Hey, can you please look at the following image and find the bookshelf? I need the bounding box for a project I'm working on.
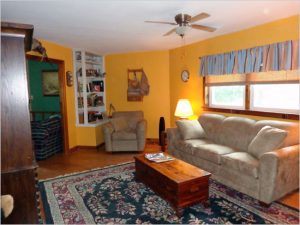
[73,50,108,127]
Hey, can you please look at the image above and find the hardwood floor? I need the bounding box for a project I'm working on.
[37,143,160,180]
[37,143,299,210]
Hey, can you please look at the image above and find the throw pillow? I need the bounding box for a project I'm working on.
[248,125,287,158]
[111,117,128,131]
[176,119,206,140]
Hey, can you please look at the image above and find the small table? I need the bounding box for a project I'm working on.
[134,153,211,216]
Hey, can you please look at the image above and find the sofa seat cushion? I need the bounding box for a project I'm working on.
[176,139,213,154]
[221,152,259,178]
[193,144,236,164]
[112,129,136,140]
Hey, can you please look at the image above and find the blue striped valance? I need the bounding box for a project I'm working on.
[200,40,299,76]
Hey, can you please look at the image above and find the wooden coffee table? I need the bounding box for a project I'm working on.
[134,153,211,216]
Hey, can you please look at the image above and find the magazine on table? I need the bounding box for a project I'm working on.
[145,153,174,163]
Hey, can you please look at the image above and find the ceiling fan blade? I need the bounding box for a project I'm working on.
[191,24,216,32]
[190,12,210,23]
[145,20,177,25]
[163,28,176,36]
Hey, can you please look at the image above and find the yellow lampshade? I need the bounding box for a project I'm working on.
[174,99,193,118]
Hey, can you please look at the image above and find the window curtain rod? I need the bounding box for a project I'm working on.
[199,40,299,76]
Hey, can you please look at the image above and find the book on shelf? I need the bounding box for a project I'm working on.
[78,83,83,92]
[77,97,83,108]
[89,82,93,92]
[144,153,174,163]
[87,93,103,107]
[87,111,103,122]
[100,80,104,92]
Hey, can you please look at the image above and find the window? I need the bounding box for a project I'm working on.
[209,86,245,109]
[250,84,299,114]
[204,71,299,119]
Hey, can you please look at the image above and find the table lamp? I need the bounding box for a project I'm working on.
[174,99,193,119]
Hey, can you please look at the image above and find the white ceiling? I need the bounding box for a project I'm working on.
[2,0,299,55]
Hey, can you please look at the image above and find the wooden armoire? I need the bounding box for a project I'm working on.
[1,22,39,223]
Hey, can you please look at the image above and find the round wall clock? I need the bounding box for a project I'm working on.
[181,70,189,82]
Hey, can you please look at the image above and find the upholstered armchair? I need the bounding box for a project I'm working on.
[102,111,147,152]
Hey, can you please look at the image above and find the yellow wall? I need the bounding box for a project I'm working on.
[105,50,170,138]
[169,15,299,126]
[75,125,104,146]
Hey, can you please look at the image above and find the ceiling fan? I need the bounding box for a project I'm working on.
[145,12,216,37]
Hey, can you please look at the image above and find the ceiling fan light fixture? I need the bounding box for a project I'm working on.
[176,26,188,37]
[145,12,216,37]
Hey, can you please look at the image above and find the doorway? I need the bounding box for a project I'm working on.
[26,55,69,156]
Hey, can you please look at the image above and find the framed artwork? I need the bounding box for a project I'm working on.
[42,70,59,96]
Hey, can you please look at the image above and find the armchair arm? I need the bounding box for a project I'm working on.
[259,145,299,203]
[102,122,114,152]
[166,128,181,153]
[136,119,147,151]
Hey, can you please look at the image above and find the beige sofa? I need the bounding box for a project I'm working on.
[167,113,299,204]
[102,111,147,152]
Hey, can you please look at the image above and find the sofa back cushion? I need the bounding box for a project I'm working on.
[198,113,299,151]
[218,116,256,152]
[253,120,299,148]
[198,113,225,143]
[112,111,144,130]
[248,126,288,158]
[176,120,206,140]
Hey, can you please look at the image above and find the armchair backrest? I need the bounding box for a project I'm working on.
[112,111,144,129]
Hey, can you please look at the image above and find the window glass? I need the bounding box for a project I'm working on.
[251,83,299,113]
[209,85,245,109]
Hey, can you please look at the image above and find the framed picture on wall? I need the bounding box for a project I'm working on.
[42,70,59,96]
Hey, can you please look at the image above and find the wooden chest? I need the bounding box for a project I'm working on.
[134,154,211,216]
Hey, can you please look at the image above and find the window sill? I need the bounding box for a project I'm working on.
[202,106,299,120]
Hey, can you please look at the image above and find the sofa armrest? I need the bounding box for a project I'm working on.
[166,128,181,151]
[136,119,147,151]
[259,144,299,203]
[102,122,114,152]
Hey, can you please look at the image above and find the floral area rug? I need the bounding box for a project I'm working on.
[39,162,299,224]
